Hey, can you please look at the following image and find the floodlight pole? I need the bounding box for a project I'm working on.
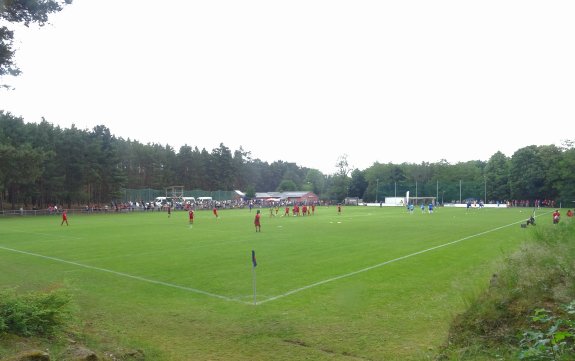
[484,176,487,203]
[376,179,379,203]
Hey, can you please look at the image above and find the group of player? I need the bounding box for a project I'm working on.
[58,204,573,229]
[187,207,220,225]
[553,209,573,224]
[407,203,434,214]
[277,204,317,217]
[186,203,327,232]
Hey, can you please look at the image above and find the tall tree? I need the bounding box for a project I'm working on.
[329,154,352,201]
[244,158,272,191]
[304,169,325,196]
[556,147,575,204]
[484,151,510,202]
[335,154,351,177]
[210,143,234,190]
[537,145,562,201]
[277,179,297,192]
[231,147,251,190]
[509,146,545,201]
[56,125,88,207]
[0,0,71,83]
[348,169,367,199]
[89,125,125,203]
[0,142,45,208]
[12,144,45,208]
[175,145,195,189]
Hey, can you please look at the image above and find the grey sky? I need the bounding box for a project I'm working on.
[2,0,574,174]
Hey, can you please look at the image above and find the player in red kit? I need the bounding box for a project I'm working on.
[61,210,69,226]
[213,207,219,219]
[189,209,194,224]
[254,210,261,232]
[553,209,560,224]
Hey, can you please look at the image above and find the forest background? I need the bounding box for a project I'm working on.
[1,112,574,210]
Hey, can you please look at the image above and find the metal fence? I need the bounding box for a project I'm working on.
[375,180,489,205]
[118,188,237,202]
[0,206,179,217]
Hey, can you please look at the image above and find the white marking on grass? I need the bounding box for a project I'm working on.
[257,218,532,305]
[0,244,250,305]
[3,228,83,241]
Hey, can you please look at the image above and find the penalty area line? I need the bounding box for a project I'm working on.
[257,218,528,305]
[0,244,250,305]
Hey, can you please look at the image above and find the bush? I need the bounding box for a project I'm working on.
[0,288,71,337]
[439,221,575,360]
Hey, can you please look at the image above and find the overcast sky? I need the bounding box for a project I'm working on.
[2,0,574,174]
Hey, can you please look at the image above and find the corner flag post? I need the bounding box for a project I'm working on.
[251,250,257,305]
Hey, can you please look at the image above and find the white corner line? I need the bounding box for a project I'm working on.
[0,245,250,305]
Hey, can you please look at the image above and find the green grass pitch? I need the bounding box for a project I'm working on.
[0,206,549,360]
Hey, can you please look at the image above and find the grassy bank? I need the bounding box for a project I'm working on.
[439,218,575,360]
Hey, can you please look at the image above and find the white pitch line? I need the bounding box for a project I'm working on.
[2,228,84,241]
[0,244,250,305]
[257,216,539,305]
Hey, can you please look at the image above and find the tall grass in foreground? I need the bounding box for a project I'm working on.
[440,219,575,360]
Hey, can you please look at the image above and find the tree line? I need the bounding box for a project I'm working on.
[1,112,574,209]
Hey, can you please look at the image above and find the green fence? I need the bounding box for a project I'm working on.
[375,180,490,204]
[119,189,237,202]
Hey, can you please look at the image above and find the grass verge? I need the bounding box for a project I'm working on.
[439,219,575,360]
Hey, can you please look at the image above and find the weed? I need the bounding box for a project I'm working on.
[0,287,72,337]
[518,302,575,360]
